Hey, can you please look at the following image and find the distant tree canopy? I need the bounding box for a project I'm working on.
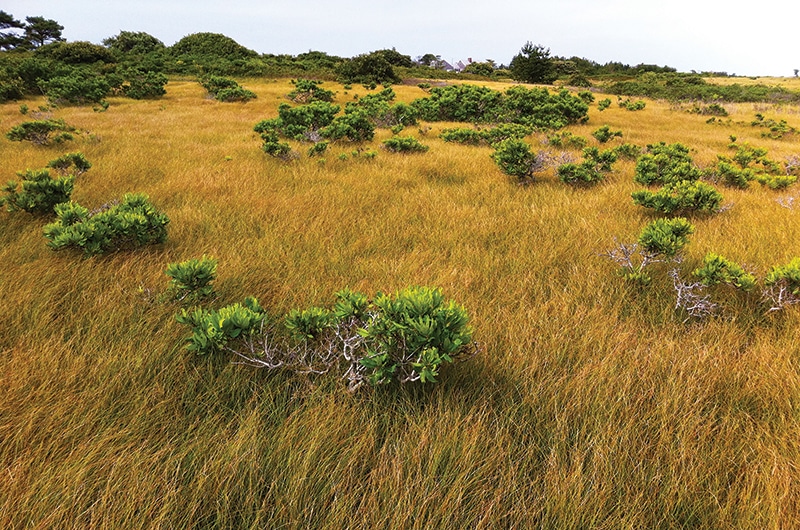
[336,51,402,85]
[0,12,63,50]
[171,32,258,61]
[103,31,166,55]
[510,42,556,84]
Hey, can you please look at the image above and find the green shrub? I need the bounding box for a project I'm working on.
[1,169,74,214]
[597,98,612,111]
[592,125,623,143]
[307,141,329,157]
[43,193,169,255]
[765,258,800,293]
[201,75,256,102]
[631,180,723,215]
[577,90,595,102]
[38,72,110,105]
[634,142,700,185]
[557,162,604,186]
[440,128,484,145]
[121,69,167,99]
[638,217,694,257]
[287,78,334,103]
[6,119,75,146]
[321,111,375,142]
[358,286,472,384]
[751,113,796,139]
[687,103,728,117]
[613,143,643,160]
[754,173,797,189]
[491,138,538,180]
[558,147,617,186]
[46,152,91,175]
[693,253,755,291]
[175,297,266,355]
[547,131,587,149]
[285,307,334,341]
[619,98,646,111]
[714,159,753,189]
[382,135,428,153]
[175,286,474,388]
[165,255,218,301]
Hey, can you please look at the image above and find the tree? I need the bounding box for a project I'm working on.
[509,42,556,84]
[0,10,24,50]
[103,31,165,55]
[23,16,64,48]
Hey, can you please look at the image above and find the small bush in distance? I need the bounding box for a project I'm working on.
[632,180,723,215]
[613,143,643,160]
[165,255,218,301]
[558,147,617,187]
[592,125,623,143]
[38,73,111,106]
[382,135,428,153]
[547,131,587,149]
[1,169,74,215]
[638,217,694,257]
[122,69,168,99]
[47,152,91,175]
[43,193,169,255]
[287,79,334,103]
[597,98,611,111]
[619,99,646,111]
[6,119,76,146]
[693,253,755,291]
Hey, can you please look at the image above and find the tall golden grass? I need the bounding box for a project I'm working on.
[2,78,800,528]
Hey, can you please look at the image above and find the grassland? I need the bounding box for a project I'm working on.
[2,78,800,529]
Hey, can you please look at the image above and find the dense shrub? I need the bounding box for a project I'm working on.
[1,169,74,214]
[6,119,75,145]
[713,159,753,189]
[121,69,167,99]
[558,147,617,186]
[176,286,474,388]
[547,131,587,149]
[592,125,623,143]
[200,75,255,102]
[382,135,428,153]
[693,253,755,291]
[336,52,400,85]
[38,71,110,105]
[321,112,375,142]
[632,179,723,215]
[597,98,611,111]
[171,32,258,61]
[441,123,533,147]
[35,41,115,64]
[619,98,646,111]
[638,217,694,257]
[43,193,169,255]
[165,256,218,301]
[634,142,700,185]
[751,114,796,139]
[176,297,266,354]
[47,152,91,175]
[287,78,334,103]
[411,84,588,129]
[491,138,538,180]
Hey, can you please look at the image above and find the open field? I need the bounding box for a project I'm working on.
[2,79,800,528]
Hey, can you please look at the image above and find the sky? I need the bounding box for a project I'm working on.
[5,0,799,77]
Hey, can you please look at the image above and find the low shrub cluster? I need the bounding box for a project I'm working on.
[200,75,256,102]
[287,78,334,103]
[382,135,428,153]
[557,146,617,187]
[176,286,475,390]
[591,125,622,143]
[6,118,76,145]
[440,123,533,147]
[411,84,588,129]
[44,193,169,255]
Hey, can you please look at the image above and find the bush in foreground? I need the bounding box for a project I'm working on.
[176,286,474,390]
[43,193,169,255]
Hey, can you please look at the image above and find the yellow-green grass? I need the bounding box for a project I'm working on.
[1,79,800,528]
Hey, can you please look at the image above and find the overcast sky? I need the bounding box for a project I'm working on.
[5,0,799,76]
